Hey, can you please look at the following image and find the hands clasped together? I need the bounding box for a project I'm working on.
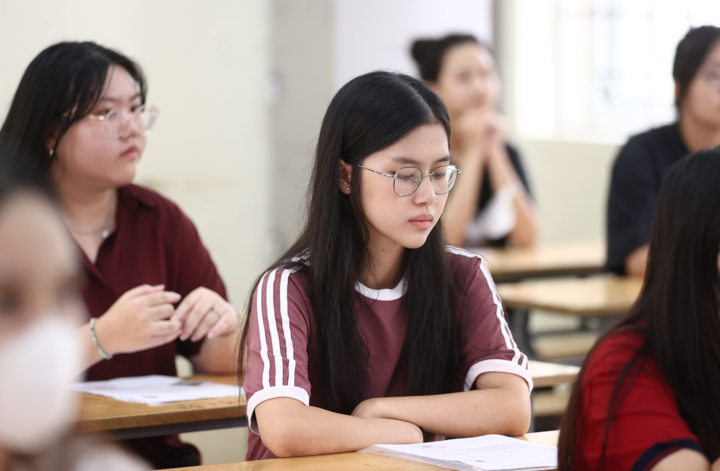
[92,285,238,357]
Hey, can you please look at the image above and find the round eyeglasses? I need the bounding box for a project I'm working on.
[85,104,159,138]
[356,164,461,196]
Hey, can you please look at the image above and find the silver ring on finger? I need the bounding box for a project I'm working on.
[209,306,222,319]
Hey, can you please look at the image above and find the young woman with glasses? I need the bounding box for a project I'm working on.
[607,26,720,277]
[559,148,720,470]
[240,71,532,460]
[411,34,539,248]
[0,42,239,469]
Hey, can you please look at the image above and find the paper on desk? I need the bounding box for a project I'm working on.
[73,375,243,406]
[360,434,557,471]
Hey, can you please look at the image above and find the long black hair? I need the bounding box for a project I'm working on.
[0,41,146,172]
[411,34,486,83]
[559,148,720,468]
[240,71,461,415]
[0,140,53,205]
[673,25,720,113]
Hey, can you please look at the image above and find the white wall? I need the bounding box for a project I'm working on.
[334,0,493,90]
[0,0,272,309]
[0,0,269,464]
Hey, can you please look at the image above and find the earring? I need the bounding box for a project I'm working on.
[49,149,54,156]
[346,187,350,191]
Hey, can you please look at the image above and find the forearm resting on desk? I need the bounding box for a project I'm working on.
[254,398,423,458]
[352,372,531,438]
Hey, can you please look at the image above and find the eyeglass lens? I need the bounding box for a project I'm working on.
[394,165,458,196]
[103,106,158,138]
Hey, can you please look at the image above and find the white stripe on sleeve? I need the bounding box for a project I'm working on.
[279,269,297,387]
[255,272,271,389]
[265,269,284,387]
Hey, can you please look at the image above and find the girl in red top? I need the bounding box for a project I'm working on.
[558,148,720,470]
[0,42,239,468]
[240,71,532,460]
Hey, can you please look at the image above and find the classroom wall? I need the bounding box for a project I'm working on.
[0,0,269,464]
[271,0,494,249]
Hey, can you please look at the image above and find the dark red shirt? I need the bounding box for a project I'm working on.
[80,184,228,467]
[575,328,704,470]
[244,247,532,460]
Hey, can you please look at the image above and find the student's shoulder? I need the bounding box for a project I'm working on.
[585,326,652,380]
[616,124,682,164]
[255,254,312,298]
[444,246,488,280]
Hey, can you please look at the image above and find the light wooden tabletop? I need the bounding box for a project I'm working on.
[75,363,574,434]
[497,276,643,317]
[474,240,606,282]
[75,375,246,434]
[528,361,580,388]
[166,431,559,471]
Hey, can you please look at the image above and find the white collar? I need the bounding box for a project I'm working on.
[354,278,406,301]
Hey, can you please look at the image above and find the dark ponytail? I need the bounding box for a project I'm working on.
[411,33,484,82]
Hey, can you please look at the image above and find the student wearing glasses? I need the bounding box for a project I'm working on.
[410,34,539,248]
[240,71,532,460]
[0,42,239,469]
[607,26,720,276]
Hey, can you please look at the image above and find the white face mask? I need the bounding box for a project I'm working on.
[0,315,82,455]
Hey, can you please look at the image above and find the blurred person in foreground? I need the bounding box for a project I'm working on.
[560,148,720,470]
[0,143,148,471]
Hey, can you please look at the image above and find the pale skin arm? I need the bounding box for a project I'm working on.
[352,372,531,438]
[254,372,530,458]
[444,111,538,248]
[651,448,712,470]
[484,146,539,248]
[255,399,423,458]
[625,245,649,277]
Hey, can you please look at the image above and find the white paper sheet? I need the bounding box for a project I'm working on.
[360,434,557,471]
[73,375,243,406]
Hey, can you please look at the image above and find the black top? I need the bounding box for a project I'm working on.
[476,143,533,247]
[606,123,689,274]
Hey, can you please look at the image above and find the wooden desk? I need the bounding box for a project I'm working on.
[75,365,569,440]
[498,276,643,318]
[166,431,559,471]
[474,240,605,283]
[528,361,579,388]
[75,375,247,440]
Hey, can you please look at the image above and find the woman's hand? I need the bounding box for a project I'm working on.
[171,287,238,342]
[451,108,506,162]
[93,284,183,355]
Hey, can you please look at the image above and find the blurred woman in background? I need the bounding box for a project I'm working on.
[607,25,720,276]
[411,34,539,248]
[0,42,239,468]
[0,143,148,471]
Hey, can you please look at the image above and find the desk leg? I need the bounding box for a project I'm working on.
[529,391,536,433]
[509,308,540,361]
